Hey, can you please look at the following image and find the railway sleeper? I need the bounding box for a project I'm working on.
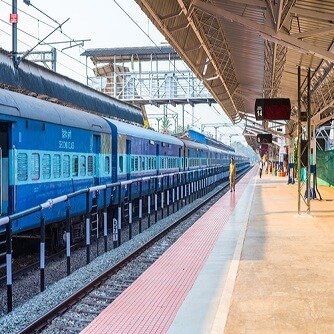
[74,308,101,315]
[81,300,109,308]
[62,314,92,324]
[89,293,115,301]
[53,323,85,332]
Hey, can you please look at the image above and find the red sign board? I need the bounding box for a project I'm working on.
[260,144,268,151]
[255,98,291,120]
[10,13,18,23]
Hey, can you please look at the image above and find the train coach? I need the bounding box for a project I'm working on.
[0,88,249,248]
[0,88,115,246]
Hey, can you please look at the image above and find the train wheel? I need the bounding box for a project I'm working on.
[50,225,65,252]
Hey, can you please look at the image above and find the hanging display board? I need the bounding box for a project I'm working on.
[255,98,291,120]
[257,133,273,144]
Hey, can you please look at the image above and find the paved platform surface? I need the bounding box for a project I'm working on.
[81,168,334,333]
[224,173,334,333]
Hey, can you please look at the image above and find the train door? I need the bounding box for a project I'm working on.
[0,123,9,215]
[126,139,131,180]
[93,135,101,186]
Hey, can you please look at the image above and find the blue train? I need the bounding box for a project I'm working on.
[0,88,249,246]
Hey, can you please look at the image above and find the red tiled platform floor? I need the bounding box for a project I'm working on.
[82,167,256,334]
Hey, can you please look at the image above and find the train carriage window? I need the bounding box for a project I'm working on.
[80,155,86,176]
[17,153,28,181]
[135,156,139,171]
[105,156,110,174]
[53,154,61,178]
[131,156,135,172]
[72,156,78,177]
[31,153,40,180]
[119,156,123,173]
[139,157,142,171]
[87,156,93,176]
[42,154,51,179]
[63,155,70,178]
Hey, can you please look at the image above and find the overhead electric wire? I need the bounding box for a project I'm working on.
[0,17,89,80]
[113,0,191,78]
[0,0,94,77]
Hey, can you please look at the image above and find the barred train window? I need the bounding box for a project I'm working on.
[63,155,70,178]
[87,156,93,176]
[42,154,51,179]
[53,154,61,178]
[131,157,134,172]
[72,155,78,177]
[80,155,86,176]
[134,157,138,171]
[104,156,110,174]
[17,153,28,181]
[31,153,40,180]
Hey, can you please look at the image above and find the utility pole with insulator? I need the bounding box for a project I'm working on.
[10,0,19,67]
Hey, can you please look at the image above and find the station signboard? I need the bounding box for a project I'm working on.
[255,98,291,121]
[257,134,272,144]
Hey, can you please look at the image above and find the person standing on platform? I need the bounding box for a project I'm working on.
[259,160,263,178]
[229,158,236,192]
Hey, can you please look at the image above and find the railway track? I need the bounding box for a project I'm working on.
[5,168,250,334]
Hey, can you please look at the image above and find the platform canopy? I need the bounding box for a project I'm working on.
[135,0,334,149]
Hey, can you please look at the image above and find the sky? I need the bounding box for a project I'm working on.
[0,0,246,145]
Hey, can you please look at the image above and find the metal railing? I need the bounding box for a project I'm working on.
[0,164,249,313]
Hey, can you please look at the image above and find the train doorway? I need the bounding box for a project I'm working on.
[93,135,101,186]
[0,122,9,215]
[126,139,131,180]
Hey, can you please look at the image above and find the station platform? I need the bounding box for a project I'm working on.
[81,166,334,333]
